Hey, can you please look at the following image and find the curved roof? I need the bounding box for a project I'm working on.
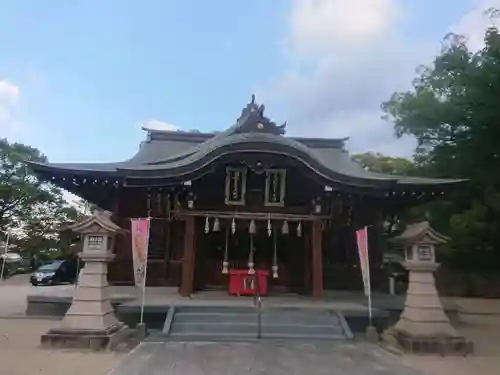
[30,97,465,190]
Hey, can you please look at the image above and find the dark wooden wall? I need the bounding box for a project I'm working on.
[108,159,389,291]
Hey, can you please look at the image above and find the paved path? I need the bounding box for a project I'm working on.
[109,341,422,375]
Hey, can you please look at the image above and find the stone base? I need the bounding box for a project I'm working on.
[41,322,129,351]
[382,327,473,356]
[135,323,148,341]
[365,326,379,343]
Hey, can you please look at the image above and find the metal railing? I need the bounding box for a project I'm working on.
[252,272,263,339]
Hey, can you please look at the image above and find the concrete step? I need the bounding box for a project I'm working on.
[169,321,344,336]
[167,332,259,341]
[173,310,340,325]
[163,306,353,342]
[173,312,256,324]
[147,331,348,343]
[166,332,347,341]
[170,322,257,335]
[174,306,255,314]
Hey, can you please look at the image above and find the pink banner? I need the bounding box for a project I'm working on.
[356,226,371,296]
[131,218,150,288]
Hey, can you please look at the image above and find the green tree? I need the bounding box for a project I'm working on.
[0,138,48,232]
[0,138,79,256]
[381,27,500,270]
[352,152,415,175]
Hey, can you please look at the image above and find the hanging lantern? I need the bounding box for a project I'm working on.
[204,216,210,234]
[272,231,278,278]
[248,259,255,275]
[313,197,322,214]
[297,221,302,237]
[272,265,278,279]
[281,220,289,235]
[249,219,256,234]
[187,191,195,209]
[267,217,272,237]
[248,235,255,275]
[231,218,236,234]
[213,218,220,232]
[222,228,229,274]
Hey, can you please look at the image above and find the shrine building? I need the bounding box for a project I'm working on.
[30,96,463,298]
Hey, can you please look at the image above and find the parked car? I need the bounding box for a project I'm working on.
[30,259,79,286]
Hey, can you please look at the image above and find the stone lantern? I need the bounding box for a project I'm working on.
[384,221,471,354]
[41,211,128,350]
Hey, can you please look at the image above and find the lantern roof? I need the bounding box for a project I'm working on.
[390,221,449,246]
[64,211,125,235]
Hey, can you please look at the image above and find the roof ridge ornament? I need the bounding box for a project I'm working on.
[234,94,286,136]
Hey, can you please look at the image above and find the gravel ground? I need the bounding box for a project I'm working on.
[0,275,123,375]
[401,316,500,375]
[1,274,500,375]
[0,318,124,375]
[108,341,422,375]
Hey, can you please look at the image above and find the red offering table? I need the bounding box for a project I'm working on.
[228,269,269,296]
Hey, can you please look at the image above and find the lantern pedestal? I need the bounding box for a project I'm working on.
[41,212,128,351]
[384,222,472,355]
[385,261,472,355]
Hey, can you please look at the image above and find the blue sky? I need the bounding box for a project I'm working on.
[0,0,495,164]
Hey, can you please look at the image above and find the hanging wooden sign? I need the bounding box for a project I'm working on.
[264,169,286,207]
[225,167,247,205]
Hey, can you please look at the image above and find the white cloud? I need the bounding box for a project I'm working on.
[450,0,500,51]
[138,119,180,131]
[0,80,20,130]
[288,0,401,57]
[0,106,11,123]
[0,80,20,103]
[259,0,424,157]
[260,0,500,158]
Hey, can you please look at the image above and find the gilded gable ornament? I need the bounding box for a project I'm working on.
[264,169,286,207]
[225,167,247,206]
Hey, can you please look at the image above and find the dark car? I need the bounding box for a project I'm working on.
[30,259,79,286]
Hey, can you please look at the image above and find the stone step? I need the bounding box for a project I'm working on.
[164,332,347,342]
[169,321,344,336]
[173,310,340,323]
[173,312,256,324]
[174,306,255,314]
[162,307,353,342]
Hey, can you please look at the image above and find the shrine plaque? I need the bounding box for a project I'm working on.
[264,169,286,207]
[87,235,104,251]
[417,245,433,261]
[225,167,247,205]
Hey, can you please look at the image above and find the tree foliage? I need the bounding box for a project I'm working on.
[382,27,500,270]
[0,138,79,255]
[352,152,415,175]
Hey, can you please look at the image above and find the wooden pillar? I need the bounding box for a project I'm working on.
[303,223,311,293]
[311,220,324,299]
[180,216,196,297]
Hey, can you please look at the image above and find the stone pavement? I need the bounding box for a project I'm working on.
[108,341,422,375]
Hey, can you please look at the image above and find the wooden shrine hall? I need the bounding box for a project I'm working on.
[30,96,463,299]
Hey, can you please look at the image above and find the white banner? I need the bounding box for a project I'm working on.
[355,226,371,296]
[130,218,150,289]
